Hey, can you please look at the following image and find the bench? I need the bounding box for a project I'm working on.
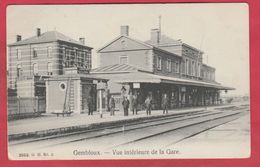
[52,112,73,117]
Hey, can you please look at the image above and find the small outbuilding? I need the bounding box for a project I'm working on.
[45,68,108,114]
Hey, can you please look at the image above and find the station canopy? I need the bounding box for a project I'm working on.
[90,64,234,90]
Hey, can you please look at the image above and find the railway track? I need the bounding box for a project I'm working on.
[9,104,249,151]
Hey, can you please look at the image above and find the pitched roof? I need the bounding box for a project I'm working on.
[145,34,182,46]
[97,35,181,59]
[146,35,203,53]
[91,64,139,73]
[97,35,153,52]
[9,31,92,48]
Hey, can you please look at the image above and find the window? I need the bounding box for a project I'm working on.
[17,49,22,59]
[212,72,215,81]
[157,56,162,70]
[119,55,128,64]
[33,48,37,58]
[185,59,189,75]
[65,48,77,67]
[33,63,38,75]
[85,51,91,69]
[59,82,66,91]
[47,47,52,57]
[167,59,172,72]
[198,63,201,77]
[17,64,22,77]
[47,62,53,75]
[192,61,195,76]
[175,62,179,73]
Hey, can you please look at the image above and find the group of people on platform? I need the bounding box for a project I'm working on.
[108,93,170,116]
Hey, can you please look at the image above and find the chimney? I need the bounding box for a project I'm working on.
[79,37,85,45]
[151,29,160,44]
[16,35,22,42]
[120,25,129,36]
[36,28,41,37]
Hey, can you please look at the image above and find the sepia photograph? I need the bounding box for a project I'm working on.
[6,3,250,160]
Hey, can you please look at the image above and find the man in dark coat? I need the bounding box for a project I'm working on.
[122,96,129,116]
[161,94,169,114]
[109,95,116,116]
[87,97,93,115]
[145,96,152,115]
[132,94,138,115]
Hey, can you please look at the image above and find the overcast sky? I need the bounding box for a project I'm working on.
[7,3,249,96]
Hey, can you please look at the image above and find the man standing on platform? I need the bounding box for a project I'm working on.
[132,94,138,115]
[122,96,129,116]
[162,94,169,114]
[145,96,152,116]
[87,96,93,115]
[109,95,116,116]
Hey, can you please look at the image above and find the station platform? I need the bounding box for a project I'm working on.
[8,103,244,140]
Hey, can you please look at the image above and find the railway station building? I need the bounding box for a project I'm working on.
[91,26,234,110]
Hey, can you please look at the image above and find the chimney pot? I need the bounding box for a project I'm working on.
[79,38,85,45]
[36,28,41,37]
[120,25,129,36]
[16,35,22,42]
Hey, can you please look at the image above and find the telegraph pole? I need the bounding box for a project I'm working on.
[158,15,162,43]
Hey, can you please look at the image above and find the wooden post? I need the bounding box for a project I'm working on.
[18,97,20,116]
[36,96,39,113]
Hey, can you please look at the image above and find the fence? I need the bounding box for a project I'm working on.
[8,96,46,120]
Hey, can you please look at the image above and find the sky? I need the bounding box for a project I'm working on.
[6,3,249,96]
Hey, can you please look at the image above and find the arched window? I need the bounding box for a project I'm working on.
[33,63,38,75]
[167,59,172,72]
[47,62,53,75]
[175,62,179,73]
[185,59,189,75]
[192,61,195,76]
[157,56,162,70]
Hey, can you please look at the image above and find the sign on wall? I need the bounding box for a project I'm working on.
[133,83,140,89]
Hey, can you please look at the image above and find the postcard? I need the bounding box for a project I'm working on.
[6,3,250,160]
